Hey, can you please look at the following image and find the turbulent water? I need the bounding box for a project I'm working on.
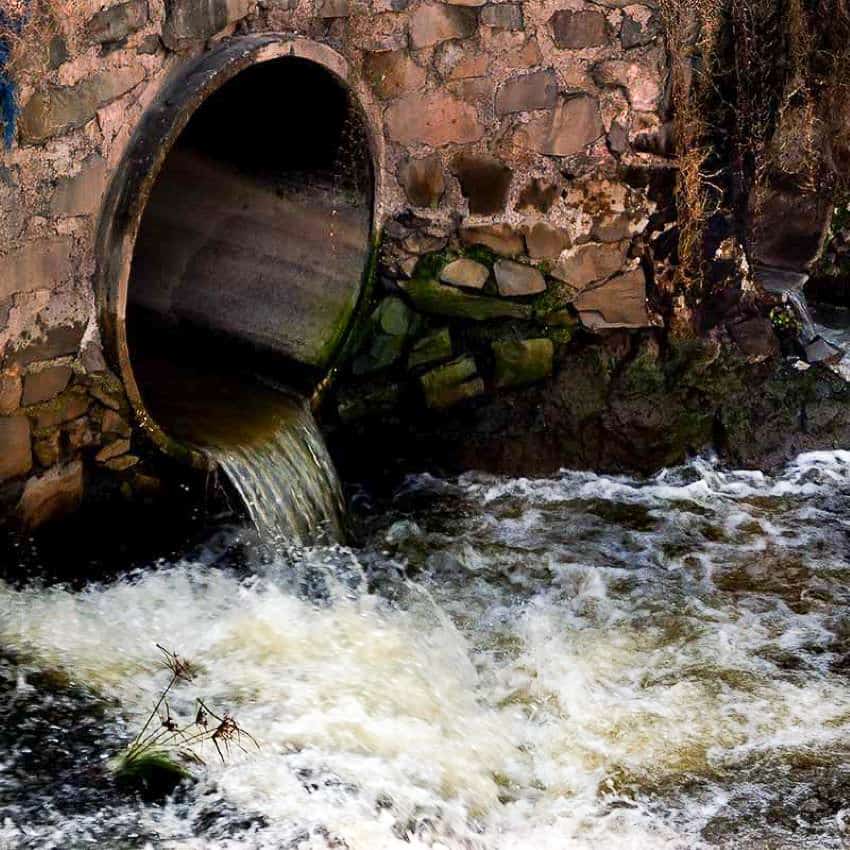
[210,394,344,545]
[3,451,850,849]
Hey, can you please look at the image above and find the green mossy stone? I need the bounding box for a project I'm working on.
[426,377,485,409]
[113,750,191,800]
[491,338,554,389]
[375,296,414,336]
[408,327,453,370]
[400,278,533,321]
[352,333,406,376]
[420,355,482,408]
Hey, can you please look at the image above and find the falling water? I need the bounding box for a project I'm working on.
[785,289,817,342]
[207,393,344,546]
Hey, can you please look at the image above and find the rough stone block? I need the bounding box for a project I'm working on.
[480,3,523,29]
[95,437,131,462]
[409,3,477,48]
[87,0,148,43]
[397,155,445,208]
[421,356,483,408]
[549,9,609,48]
[440,258,490,290]
[492,338,553,388]
[33,429,61,467]
[364,50,427,99]
[386,91,483,146]
[50,155,107,217]
[459,223,524,256]
[494,260,546,296]
[517,94,604,156]
[27,387,90,430]
[573,268,650,329]
[496,69,559,115]
[0,237,75,301]
[551,241,629,292]
[621,7,660,49]
[592,58,661,112]
[317,0,349,15]
[425,376,484,409]
[19,67,145,143]
[408,327,452,369]
[400,278,532,320]
[452,154,512,215]
[17,461,83,528]
[7,324,85,368]
[162,0,255,49]
[104,454,140,471]
[21,365,72,406]
[0,416,32,482]
[515,179,559,213]
[0,368,22,415]
[524,221,571,259]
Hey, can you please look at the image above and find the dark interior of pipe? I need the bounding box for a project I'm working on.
[127,57,372,450]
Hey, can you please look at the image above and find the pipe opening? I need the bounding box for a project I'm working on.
[126,55,373,452]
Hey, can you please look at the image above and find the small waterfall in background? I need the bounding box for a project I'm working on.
[207,394,344,546]
[785,289,817,342]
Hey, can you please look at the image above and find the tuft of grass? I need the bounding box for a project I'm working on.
[112,645,259,799]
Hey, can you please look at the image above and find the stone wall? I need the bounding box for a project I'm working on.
[0,0,670,527]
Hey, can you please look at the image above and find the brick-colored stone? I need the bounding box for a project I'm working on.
[28,387,90,430]
[386,91,484,146]
[162,0,255,48]
[398,155,446,207]
[592,58,662,112]
[496,69,559,115]
[573,268,650,329]
[21,365,72,406]
[50,155,107,217]
[551,241,629,292]
[549,10,609,48]
[0,368,22,415]
[0,238,74,301]
[17,461,83,528]
[19,67,145,144]
[0,416,32,482]
[517,94,604,156]
[460,223,525,256]
[494,260,546,296]
[440,258,490,290]
[33,429,61,467]
[452,154,513,215]
[364,50,427,100]
[96,437,131,463]
[87,0,148,43]
[524,221,571,259]
[409,3,477,48]
[481,3,523,29]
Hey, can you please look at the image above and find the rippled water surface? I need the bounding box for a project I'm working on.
[3,452,850,849]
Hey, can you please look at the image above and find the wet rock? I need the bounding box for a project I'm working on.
[440,258,489,290]
[27,387,90,430]
[515,178,559,213]
[17,461,82,528]
[101,409,131,437]
[21,365,72,406]
[728,318,780,360]
[551,241,629,292]
[0,238,74,301]
[353,334,406,375]
[573,268,649,329]
[0,368,22,415]
[460,223,524,256]
[95,438,132,463]
[524,221,570,259]
[592,58,661,112]
[0,416,32,482]
[317,0,349,16]
[480,3,523,29]
[86,372,125,411]
[804,336,843,365]
[7,324,85,368]
[338,382,403,422]
[104,454,140,472]
[162,0,255,49]
[451,154,513,215]
[401,279,533,320]
[375,296,414,336]
[494,260,546,296]
[421,356,483,408]
[33,429,61,467]
[495,69,559,115]
[549,9,609,48]
[364,50,427,99]
[517,95,604,156]
[386,91,483,146]
[19,67,145,143]
[87,0,148,43]
[408,327,452,369]
[409,3,477,48]
[50,155,108,217]
[492,338,554,388]
[620,7,660,49]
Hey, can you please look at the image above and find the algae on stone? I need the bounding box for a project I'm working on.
[400,278,533,321]
[492,338,554,388]
[408,327,453,369]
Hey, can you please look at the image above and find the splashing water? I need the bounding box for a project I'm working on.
[208,394,344,545]
[3,452,850,849]
[785,290,817,342]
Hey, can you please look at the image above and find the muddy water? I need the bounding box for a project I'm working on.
[3,452,850,848]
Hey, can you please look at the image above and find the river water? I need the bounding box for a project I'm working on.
[3,448,850,849]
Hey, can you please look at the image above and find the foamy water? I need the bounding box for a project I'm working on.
[3,452,850,849]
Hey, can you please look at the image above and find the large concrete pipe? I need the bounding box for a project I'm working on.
[95,37,380,467]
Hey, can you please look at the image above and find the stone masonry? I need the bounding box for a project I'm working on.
[0,0,669,527]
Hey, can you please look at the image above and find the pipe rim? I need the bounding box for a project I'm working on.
[94,36,383,470]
